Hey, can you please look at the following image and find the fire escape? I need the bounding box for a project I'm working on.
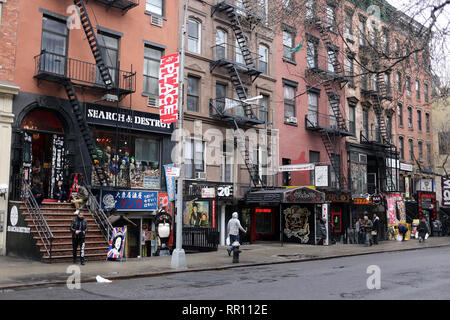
[304,14,351,190]
[34,0,137,186]
[210,1,265,188]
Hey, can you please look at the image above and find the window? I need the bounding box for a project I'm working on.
[345,12,353,38]
[326,5,336,31]
[97,32,120,85]
[306,40,317,68]
[216,83,227,113]
[41,15,68,75]
[373,73,378,91]
[417,110,422,131]
[92,130,161,189]
[258,44,268,74]
[185,140,204,179]
[349,104,356,134]
[426,113,430,133]
[382,31,389,54]
[385,73,391,96]
[418,141,423,162]
[363,109,369,139]
[370,22,377,46]
[350,152,367,195]
[415,79,420,100]
[305,0,314,19]
[235,38,245,64]
[387,115,392,140]
[361,72,368,90]
[143,46,163,98]
[398,103,403,126]
[424,83,429,103]
[187,76,200,112]
[414,51,419,69]
[221,142,233,183]
[330,154,341,188]
[399,136,404,159]
[215,29,227,60]
[188,19,200,54]
[409,139,414,161]
[396,71,402,92]
[283,30,294,61]
[282,158,291,186]
[346,55,354,86]
[146,0,163,16]
[359,19,366,46]
[427,143,432,167]
[258,0,268,24]
[327,48,337,73]
[307,91,318,126]
[309,151,320,185]
[406,76,411,97]
[260,94,269,123]
[408,107,413,129]
[439,132,450,154]
[284,84,296,121]
[395,39,400,57]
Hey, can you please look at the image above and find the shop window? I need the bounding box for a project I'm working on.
[92,130,161,189]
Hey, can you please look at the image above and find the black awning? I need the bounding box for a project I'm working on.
[245,186,325,205]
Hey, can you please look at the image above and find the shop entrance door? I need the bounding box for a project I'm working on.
[126,218,141,258]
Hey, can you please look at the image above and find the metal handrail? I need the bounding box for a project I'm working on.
[34,51,136,93]
[83,183,113,243]
[21,178,53,262]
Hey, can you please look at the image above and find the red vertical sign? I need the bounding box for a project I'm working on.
[212,200,216,229]
[159,53,180,124]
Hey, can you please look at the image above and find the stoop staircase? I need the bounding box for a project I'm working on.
[22,201,109,263]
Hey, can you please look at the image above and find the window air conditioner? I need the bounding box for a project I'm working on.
[286,116,297,124]
[196,172,207,180]
[147,96,158,107]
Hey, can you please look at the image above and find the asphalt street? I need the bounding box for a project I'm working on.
[1,246,450,300]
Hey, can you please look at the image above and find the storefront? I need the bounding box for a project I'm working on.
[245,186,326,245]
[325,191,351,243]
[181,181,233,251]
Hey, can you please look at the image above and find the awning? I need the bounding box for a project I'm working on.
[245,186,325,205]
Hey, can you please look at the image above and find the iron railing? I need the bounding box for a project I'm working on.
[182,227,219,252]
[34,51,136,94]
[83,183,113,243]
[21,178,53,262]
[93,0,139,11]
[305,112,351,133]
[209,97,265,124]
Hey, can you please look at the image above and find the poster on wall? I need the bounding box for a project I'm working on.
[397,201,406,222]
[107,227,127,260]
[183,201,210,227]
[283,205,311,244]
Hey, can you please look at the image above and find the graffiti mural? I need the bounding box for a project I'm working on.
[283,206,311,243]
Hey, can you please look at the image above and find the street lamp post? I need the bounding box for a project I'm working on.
[170,0,190,269]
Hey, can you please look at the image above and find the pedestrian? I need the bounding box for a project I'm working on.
[418,217,429,243]
[363,214,373,246]
[372,213,380,245]
[71,182,89,214]
[52,180,67,203]
[71,210,88,265]
[355,218,363,244]
[398,223,408,241]
[31,181,44,207]
[316,218,327,245]
[226,212,246,256]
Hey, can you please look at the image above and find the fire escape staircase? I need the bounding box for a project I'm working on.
[368,72,399,192]
[310,17,349,189]
[211,1,264,188]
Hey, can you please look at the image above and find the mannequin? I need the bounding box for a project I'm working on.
[154,206,172,256]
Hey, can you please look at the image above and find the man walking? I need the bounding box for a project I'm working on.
[372,213,380,245]
[71,211,88,265]
[418,217,429,243]
[226,212,246,256]
[363,214,373,246]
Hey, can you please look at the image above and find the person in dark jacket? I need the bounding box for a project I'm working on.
[398,223,408,241]
[31,182,44,207]
[71,211,88,264]
[418,218,429,243]
[52,180,67,202]
[372,213,380,245]
[362,215,373,246]
[316,218,327,245]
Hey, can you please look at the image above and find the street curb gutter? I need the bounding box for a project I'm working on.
[1,243,450,291]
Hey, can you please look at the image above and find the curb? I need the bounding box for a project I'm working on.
[1,242,450,291]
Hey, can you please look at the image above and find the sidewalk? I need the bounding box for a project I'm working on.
[1,237,450,290]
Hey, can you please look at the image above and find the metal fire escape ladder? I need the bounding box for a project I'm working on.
[225,5,256,69]
[319,130,347,189]
[226,64,258,120]
[372,72,398,192]
[73,0,114,90]
[233,118,264,188]
[63,81,109,186]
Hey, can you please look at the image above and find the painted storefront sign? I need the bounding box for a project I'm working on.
[101,190,158,211]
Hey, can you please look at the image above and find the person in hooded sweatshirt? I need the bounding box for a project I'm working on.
[226,212,246,256]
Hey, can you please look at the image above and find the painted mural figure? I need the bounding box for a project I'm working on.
[284,206,311,244]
